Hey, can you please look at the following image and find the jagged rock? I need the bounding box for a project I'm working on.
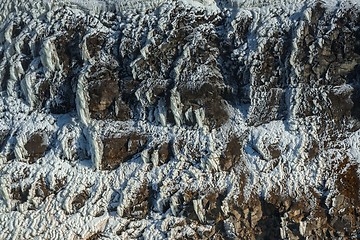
[71,190,90,212]
[1,0,360,239]
[101,133,147,170]
[11,185,30,203]
[24,133,48,163]
[86,33,106,59]
[34,178,52,200]
[219,136,241,171]
[120,181,149,219]
[336,159,360,208]
[158,142,171,165]
[0,130,9,151]
[87,65,124,120]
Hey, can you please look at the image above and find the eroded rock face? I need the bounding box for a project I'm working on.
[0,131,9,152]
[101,133,147,170]
[219,136,241,171]
[1,0,360,239]
[87,66,122,120]
[24,133,48,163]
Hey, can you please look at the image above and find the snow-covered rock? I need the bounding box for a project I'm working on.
[1,0,360,239]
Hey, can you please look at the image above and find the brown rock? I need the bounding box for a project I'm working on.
[24,133,48,163]
[256,199,282,239]
[336,159,360,204]
[158,142,171,165]
[85,232,103,240]
[202,192,224,223]
[88,66,120,119]
[179,83,229,128]
[219,137,242,171]
[101,133,147,170]
[34,178,52,200]
[48,76,76,114]
[0,130,9,151]
[122,181,149,219]
[307,140,319,160]
[72,190,90,212]
[328,86,353,123]
[37,80,50,108]
[268,143,281,159]
[86,33,106,58]
[52,177,67,193]
[11,185,30,203]
[114,99,132,121]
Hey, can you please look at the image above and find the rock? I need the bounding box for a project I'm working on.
[219,137,242,171]
[101,133,147,170]
[202,193,225,223]
[267,143,281,159]
[88,65,124,120]
[327,86,353,123]
[86,33,106,59]
[34,178,52,200]
[121,181,149,219]
[0,130,9,151]
[336,158,360,203]
[1,1,360,239]
[179,83,229,128]
[11,186,30,203]
[24,133,48,163]
[85,232,104,240]
[71,190,90,212]
[36,80,50,108]
[49,75,76,114]
[158,142,171,165]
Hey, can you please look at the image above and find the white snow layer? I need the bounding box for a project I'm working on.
[0,0,360,239]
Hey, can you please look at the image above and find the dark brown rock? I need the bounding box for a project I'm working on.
[202,192,225,223]
[88,66,120,119]
[85,232,104,240]
[179,83,229,128]
[350,83,360,121]
[336,158,360,204]
[328,86,353,123]
[34,178,52,200]
[54,22,85,73]
[307,140,319,160]
[268,143,281,159]
[49,74,76,114]
[11,185,30,203]
[158,142,171,165]
[86,33,106,58]
[122,180,149,219]
[52,177,67,193]
[101,133,147,170]
[219,137,241,171]
[24,133,48,163]
[72,190,90,212]
[37,80,50,108]
[0,130,9,151]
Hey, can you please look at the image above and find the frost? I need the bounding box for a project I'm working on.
[1,0,360,238]
[155,98,167,126]
[20,73,36,108]
[40,38,60,72]
[193,199,205,222]
[170,88,182,126]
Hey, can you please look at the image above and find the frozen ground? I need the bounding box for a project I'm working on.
[0,0,360,239]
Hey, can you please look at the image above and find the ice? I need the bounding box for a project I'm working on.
[1,0,360,238]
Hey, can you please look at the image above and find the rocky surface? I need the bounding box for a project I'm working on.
[0,0,360,239]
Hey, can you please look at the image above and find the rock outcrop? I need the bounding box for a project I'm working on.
[0,0,360,239]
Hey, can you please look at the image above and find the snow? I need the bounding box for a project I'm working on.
[170,88,183,126]
[0,0,360,238]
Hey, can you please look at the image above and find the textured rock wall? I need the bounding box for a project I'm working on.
[0,0,360,239]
